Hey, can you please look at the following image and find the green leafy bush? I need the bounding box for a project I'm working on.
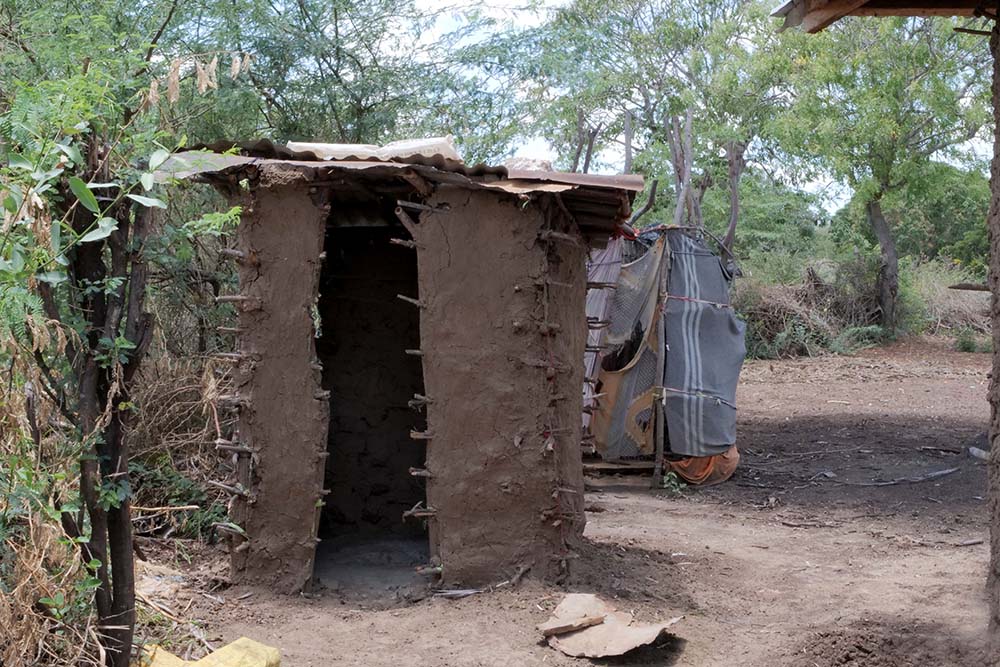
[829,326,887,355]
[953,327,991,353]
[129,458,227,539]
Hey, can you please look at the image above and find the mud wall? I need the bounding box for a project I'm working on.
[230,175,329,593]
[316,226,425,538]
[408,187,588,584]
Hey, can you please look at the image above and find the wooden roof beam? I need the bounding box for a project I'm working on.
[775,0,986,31]
[776,0,873,33]
[853,0,981,17]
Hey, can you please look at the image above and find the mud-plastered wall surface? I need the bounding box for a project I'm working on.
[316,225,426,538]
[409,187,587,584]
[231,175,330,593]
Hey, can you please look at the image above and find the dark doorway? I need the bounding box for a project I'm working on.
[313,216,428,600]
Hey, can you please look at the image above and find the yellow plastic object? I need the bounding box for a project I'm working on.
[193,638,280,667]
[139,646,188,667]
[137,638,280,667]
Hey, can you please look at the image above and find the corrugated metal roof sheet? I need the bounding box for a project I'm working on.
[159,141,643,239]
[285,136,462,162]
[184,139,505,177]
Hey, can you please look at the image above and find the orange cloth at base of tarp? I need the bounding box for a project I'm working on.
[666,445,740,486]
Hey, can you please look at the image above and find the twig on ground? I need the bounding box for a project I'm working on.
[780,520,839,529]
[135,591,183,623]
[838,467,959,487]
[955,538,984,547]
[132,505,200,513]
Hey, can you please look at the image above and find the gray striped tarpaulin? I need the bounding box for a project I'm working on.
[662,230,745,457]
[587,229,745,460]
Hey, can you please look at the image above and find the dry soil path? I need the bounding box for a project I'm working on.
[178,339,992,666]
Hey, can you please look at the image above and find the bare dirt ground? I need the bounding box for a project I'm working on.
[150,338,993,666]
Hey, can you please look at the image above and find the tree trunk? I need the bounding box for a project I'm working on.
[723,141,747,252]
[624,110,633,174]
[570,109,601,174]
[100,206,152,667]
[59,195,151,666]
[867,196,899,332]
[582,124,600,174]
[987,15,1000,657]
[570,108,586,172]
[691,172,712,229]
[668,109,694,227]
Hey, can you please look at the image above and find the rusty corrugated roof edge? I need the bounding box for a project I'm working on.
[176,140,644,193]
[506,169,644,192]
[158,143,643,240]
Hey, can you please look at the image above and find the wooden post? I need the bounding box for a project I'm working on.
[987,12,1000,654]
[651,237,669,489]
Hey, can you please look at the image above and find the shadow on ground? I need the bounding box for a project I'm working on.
[564,538,699,614]
[695,414,988,523]
[594,634,687,666]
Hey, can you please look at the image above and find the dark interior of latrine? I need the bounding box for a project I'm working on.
[314,202,428,574]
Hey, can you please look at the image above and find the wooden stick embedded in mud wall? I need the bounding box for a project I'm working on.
[211,352,246,362]
[397,293,426,308]
[402,502,438,519]
[215,440,253,454]
[408,393,433,408]
[535,212,582,575]
[394,207,419,235]
[396,199,437,212]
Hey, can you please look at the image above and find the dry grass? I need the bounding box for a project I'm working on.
[796,257,881,329]
[908,261,990,335]
[1,353,237,665]
[0,515,104,667]
[128,357,228,459]
[733,280,838,358]
[734,257,991,359]
[0,383,103,666]
[126,357,236,540]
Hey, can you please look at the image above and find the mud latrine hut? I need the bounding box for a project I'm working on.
[162,139,642,593]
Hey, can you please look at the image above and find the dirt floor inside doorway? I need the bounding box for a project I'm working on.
[143,338,992,666]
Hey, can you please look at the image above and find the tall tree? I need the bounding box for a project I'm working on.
[520,0,800,246]
[168,0,525,162]
[0,1,250,662]
[785,17,989,332]
[832,162,991,273]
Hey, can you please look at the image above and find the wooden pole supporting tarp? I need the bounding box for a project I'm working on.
[651,237,669,488]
